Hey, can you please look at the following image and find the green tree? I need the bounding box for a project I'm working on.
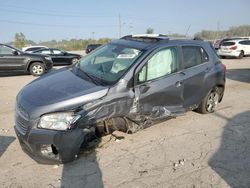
[14,32,26,48]
[146,28,154,34]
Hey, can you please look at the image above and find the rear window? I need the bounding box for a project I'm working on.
[221,42,235,46]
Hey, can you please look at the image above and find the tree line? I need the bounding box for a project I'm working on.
[12,25,250,50]
[194,25,250,40]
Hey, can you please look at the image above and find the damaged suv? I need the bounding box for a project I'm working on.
[15,34,226,163]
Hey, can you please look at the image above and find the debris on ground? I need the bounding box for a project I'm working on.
[53,165,60,169]
[0,128,9,133]
[179,159,185,165]
[138,170,148,176]
[172,159,186,169]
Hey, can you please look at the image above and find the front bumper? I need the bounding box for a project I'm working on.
[15,124,84,164]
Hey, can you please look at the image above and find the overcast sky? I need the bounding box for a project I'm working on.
[0,0,249,42]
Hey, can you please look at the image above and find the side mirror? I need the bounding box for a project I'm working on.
[63,52,67,55]
[12,50,19,55]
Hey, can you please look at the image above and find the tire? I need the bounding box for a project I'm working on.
[197,88,220,114]
[72,58,79,65]
[238,51,244,59]
[29,62,45,76]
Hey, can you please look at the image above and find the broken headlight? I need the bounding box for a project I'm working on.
[38,112,81,130]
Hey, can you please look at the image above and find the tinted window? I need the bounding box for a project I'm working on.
[182,46,203,69]
[26,47,43,52]
[239,40,250,45]
[221,42,235,46]
[138,47,178,82]
[0,45,14,55]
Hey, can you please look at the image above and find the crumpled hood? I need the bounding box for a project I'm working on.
[17,68,108,119]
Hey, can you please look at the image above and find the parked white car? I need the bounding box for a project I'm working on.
[218,39,250,59]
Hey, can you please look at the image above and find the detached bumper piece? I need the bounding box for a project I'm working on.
[15,126,84,164]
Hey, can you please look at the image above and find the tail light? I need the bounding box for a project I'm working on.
[229,46,237,50]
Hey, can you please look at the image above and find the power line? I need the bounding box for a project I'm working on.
[0,8,115,18]
[0,19,117,28]
[1,4,88,14]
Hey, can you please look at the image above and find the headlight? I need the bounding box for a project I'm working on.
[45,56,52,61]
[38,112,81,130]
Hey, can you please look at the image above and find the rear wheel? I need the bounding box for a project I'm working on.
[29,62,45,76]
[197,88,220,114]
[238,51,244,59]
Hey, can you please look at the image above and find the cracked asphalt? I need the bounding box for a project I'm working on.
[0,57,250,188]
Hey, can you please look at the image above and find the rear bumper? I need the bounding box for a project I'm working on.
[44,60,53,71]
[14,125,84,164]
[217,50,240,57]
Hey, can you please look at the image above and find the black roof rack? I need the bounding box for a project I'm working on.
[121,34,169,43]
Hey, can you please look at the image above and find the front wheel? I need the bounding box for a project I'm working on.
[29,62,45,76]
[72,58,79,65]
[197,88,220,114]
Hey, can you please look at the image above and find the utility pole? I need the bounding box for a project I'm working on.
[119,14,121,38]
[185,24,191,37]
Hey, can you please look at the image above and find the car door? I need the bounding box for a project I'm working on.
[51,49,70,65]
[180,45,211,109]
[134,46,185,119]
[0,45,26,71]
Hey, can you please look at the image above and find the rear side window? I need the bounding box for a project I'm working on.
[26,47,42,52]
[239,40,250,45]
[182,46,208,69]
[37,50,51,54]
[221,42,235,46]
[52,49,63,54]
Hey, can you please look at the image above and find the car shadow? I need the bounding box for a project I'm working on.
[226,69,250,83]
[0,72,30,77]
[60,139,104,188]
[0,135,16,157]
[209,111,250,187]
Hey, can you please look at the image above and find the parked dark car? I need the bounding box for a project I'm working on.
[0,44,53,76]
[15,34,226,163]
[33,48,81,65]
[85,44,102,54]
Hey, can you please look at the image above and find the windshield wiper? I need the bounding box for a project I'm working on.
[75,66,100,85]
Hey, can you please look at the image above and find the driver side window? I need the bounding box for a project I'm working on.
[0,45,14,55]
[138,47,178,83]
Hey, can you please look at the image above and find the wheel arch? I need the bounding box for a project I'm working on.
[26,60,45,71]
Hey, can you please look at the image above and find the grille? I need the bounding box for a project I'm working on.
[16,112,30,135]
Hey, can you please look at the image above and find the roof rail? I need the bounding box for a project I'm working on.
[121,34,169,43]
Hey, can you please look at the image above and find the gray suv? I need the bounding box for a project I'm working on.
[0,44,53,76]
[14,34,226,163]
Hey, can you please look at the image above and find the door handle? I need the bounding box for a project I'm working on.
[139,84,150,93]
[178,71,186,76]
[175,81,182,87]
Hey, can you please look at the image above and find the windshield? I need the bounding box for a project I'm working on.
[77,44,142,85]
